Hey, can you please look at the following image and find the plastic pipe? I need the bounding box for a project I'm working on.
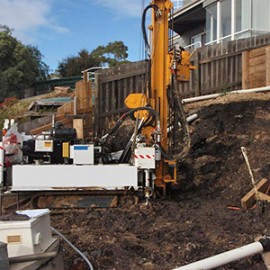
[186,114,198,123]
[182,85,270,104]
[173,238,270,270]
[51,227,94,270]
[167,114,198,133]
[0,142,4,187]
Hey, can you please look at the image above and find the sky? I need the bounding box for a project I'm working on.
[0,0,147,73]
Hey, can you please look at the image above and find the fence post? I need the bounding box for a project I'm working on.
[242,51,250,89]
[94,72,100,135]
[266,46,270,86]
[193,50,200,96]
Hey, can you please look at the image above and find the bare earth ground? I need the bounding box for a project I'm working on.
[6,91,270,270]
[50,91,270,270]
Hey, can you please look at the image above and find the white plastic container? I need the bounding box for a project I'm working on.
[73,144,94,165]
[0,209,54,258]
[134,147,155,169]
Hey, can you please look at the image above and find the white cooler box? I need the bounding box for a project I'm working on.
[0,209,54,257]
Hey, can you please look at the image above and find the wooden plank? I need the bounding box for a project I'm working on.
[56,105,66,116]
[241,178,269,210]
[105,83,109,112]
[94,72,100,133]
[266,47,270,85]
[108,82,112,111]
[55,114,66,121]
[77,107,92,114]
[30,118,72,135]
[262,251,270,270]
[73,119,84,139]
[199,50,242,65]
[249,63,266,75]
[76,80,92,110]
[242,51,250,89]
[99,66,147,83]
[65,101,74,115]
[249,55,266,66]
[249,72,266,87]
[249,47,266,58]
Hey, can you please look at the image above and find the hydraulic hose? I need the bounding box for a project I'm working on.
[142,4,160,52]
[51,227,94,270]
[118,118,145,163]
[141,5,159,100]
[102,106,160,141]
[169,74,191,161]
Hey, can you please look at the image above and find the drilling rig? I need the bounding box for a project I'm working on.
[1,0,195,207]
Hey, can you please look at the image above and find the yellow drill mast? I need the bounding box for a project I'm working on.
[125,0,194,196]
[149,0,174,192]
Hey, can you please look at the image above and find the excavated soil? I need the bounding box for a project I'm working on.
[13,92,270,269]
[50,92,270,270]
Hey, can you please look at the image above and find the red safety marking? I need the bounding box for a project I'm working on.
[134,154,155,159]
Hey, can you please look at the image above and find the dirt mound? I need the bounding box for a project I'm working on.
[50,92,270,270]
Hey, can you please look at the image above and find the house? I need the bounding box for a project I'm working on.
[171,0,270,49]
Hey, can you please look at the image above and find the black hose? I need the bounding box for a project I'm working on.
[102,106,160,142]
[110,107,159,163]
[142,4,159,52]
[141,5,159,100]
[170,74,191,161]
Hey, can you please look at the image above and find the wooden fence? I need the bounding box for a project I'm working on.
[94,61,147,134]
[193,33,270,96]
[95,33,270,134]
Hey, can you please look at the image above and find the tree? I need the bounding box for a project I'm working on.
[58,49,100,77]
[104,41,128,67]
[0,25,49,100]
[57,41,129,77]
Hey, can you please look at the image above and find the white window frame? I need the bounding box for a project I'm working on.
[205,0,257,45]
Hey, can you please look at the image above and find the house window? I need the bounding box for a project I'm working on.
[252,0,270,31]
[206,0,270,44]
[190,33,206,49]
[206,3,217,43]
[235,0,251,39]
[235,0,242,32]
[220,0,231,39]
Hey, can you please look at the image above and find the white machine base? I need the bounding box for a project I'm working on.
[12,164,138,191]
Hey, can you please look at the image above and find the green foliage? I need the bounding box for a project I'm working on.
[58,49,100,77]
[0,98,30,128]
[0,25,49,100]
[58,41,129,77]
